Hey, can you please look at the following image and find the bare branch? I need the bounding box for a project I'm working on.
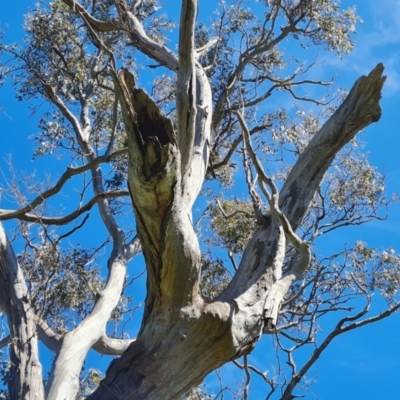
[92,335,135,356]
[242,147,263,220]
[43,83,88,144]
[195,37,219,57]
[124,235,142,261]
[216,198,254,219]
[0,190,129,225]
[233,110,311,328]
[213,18,296,128]
[212,124,270,172]
[115,1,179,71]
[35,317,61,354]
[235,110,307,251]
[280,298,400,400]
[0,149,128,222]
[243,355,251,400]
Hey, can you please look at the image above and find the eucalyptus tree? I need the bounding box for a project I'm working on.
[0,1,399,399]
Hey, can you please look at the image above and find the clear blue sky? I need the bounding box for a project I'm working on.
[1,1,400,399]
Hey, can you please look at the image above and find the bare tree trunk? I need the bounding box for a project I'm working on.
[0,223,45,400]
[89,60,385,400]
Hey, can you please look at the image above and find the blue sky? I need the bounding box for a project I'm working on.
[1,1,400,399]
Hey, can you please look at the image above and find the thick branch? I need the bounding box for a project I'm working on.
[61,0,118,31]
[112,67,205,332]
[36,316,134,356]
[93,335,135,356]
[280,63,386,230]
[115,2,178,71]
[219,65,385,338]
[124,235,142,261]
[46,255,127,400]
[177,0,197,173]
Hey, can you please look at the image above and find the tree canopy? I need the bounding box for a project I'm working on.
[0,1,399,399]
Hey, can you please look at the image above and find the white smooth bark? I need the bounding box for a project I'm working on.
[45,257,127,400]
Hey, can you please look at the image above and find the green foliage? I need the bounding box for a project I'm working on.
[185,386,213,400]
[0,356,11,400]
[200,257,231,299]
[18,241,104,332]
[352,242,400,304]
[279,241,400,340]
[300,141,392,240]
[77,368,104,399]
[209,199,257,254]
[329,154,385,210]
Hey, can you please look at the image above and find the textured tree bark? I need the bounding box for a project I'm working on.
[90,64,385,400]
[0,223,45,400]
[4,2,381,398]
